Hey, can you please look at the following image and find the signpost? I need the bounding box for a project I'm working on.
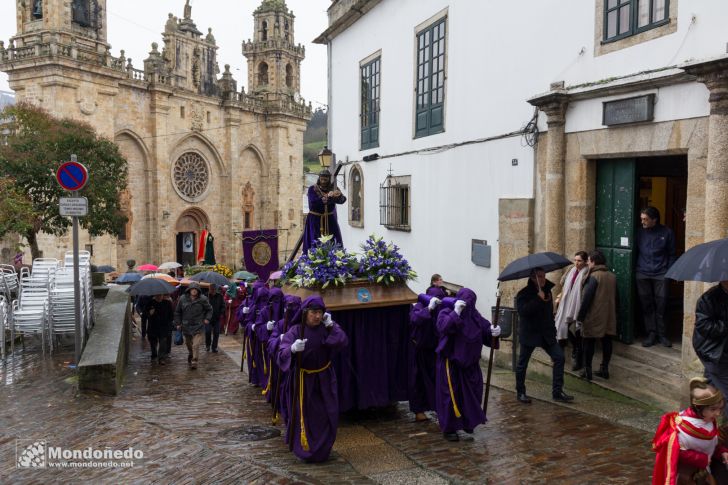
[56,155,88,365]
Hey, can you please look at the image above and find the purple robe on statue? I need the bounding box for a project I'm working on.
[244,284,268,386]
[268,295,302,426]
[435,288,498,434]
[408,286,448,414]
[278,296,348,463]
[257,288,285,401]
[303,184,346,253]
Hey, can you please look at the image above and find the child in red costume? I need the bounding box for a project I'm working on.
[652,377,728,484]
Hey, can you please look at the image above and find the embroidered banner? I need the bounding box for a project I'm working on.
[242,229,279,281]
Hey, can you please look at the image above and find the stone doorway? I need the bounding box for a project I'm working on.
[594,155,687,345]
[175,208,210,267]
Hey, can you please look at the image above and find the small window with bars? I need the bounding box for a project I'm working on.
[379,175,411,231]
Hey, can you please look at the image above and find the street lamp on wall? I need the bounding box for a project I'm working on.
[318,146,333,168]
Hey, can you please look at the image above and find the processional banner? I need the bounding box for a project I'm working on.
[242,229,279,281]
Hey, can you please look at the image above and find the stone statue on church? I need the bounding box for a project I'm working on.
[206,28,216,45]
[32,0,43,20]
[165,13,177,33]
[184,0,192,20]
[72,0,90,26]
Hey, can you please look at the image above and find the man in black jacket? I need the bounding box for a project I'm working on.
[693,280,728,415]
[636,207,675,347]
[515,268,574,404]
[206,283,225,353]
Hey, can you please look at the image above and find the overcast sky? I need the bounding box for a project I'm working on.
[0,0,331,108]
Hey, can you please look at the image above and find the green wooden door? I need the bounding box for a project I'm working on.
[595,159,636,343]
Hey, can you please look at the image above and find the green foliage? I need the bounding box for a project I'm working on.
[0,178,37,242]
[0,103,128,256]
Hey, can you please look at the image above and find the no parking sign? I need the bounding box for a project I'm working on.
[56,161,88,191]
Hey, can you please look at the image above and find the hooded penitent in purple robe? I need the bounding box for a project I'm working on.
[408,286,448,415]
[257,288,285,402]
[243,283,268,386]
[435,288,498,434]
[302,183,346,254]
[267,295,302,426]
[278,296,348,463]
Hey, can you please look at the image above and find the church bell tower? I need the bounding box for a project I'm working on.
[13,0,108,52]
[243,0,305,98]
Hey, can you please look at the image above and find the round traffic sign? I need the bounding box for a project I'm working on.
[56,161,88,191]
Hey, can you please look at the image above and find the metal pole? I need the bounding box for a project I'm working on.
[71,154,81,365]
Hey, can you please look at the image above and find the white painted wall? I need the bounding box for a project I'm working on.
[325,0,727,313]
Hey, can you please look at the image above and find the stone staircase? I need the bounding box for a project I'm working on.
[495,339,684,411]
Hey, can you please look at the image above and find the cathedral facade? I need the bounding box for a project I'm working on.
[0,0,311,269]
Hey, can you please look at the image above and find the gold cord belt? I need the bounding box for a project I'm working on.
[298,361,332,451]
[309,207,331,237]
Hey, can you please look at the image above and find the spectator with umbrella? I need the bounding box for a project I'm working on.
[501,252,575,404]
[666,237,728,416]
[174,281,213,370]
[205,283,225,353]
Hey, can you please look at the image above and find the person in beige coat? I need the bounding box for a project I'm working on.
[554,251,589,371]
[576,250,618,381]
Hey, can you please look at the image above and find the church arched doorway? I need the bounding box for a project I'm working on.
[175,208,210,267]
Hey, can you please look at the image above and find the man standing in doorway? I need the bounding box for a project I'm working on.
[636,206,676,347]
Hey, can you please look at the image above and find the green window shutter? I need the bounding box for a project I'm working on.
[415,18,446,138]
[361,57,381,150]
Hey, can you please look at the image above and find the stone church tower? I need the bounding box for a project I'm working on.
[243,0,304,97]
[0,0,311,269]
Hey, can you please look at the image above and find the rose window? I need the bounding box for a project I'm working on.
[173,152,209,200]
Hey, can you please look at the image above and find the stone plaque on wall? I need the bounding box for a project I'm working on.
[602,94,655,126]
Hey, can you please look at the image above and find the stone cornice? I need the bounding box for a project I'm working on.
[313,0,382,44]
[682,56,728,115]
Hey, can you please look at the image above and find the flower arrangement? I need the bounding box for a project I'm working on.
[184,265,210,277]
[282,235,358,289]
[358,234,417,285]
[212,263,233,279]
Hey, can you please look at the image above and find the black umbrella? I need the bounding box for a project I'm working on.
[126,278,177,296]
[498,252,572,282]
[116,272,143,284]
[190,271,230,287]
[96,265,116,273]
[665,238,728,282]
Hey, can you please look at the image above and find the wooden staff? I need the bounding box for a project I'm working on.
[240,293,251,372]
[483,284,501,415]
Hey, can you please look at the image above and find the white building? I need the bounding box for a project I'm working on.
[317,0,728,407]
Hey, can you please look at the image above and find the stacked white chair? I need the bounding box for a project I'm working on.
[0,296,8,360]
[48,268,79,347]
[10,258,57,354]
[0,264,19,301]
[63,250,95,338]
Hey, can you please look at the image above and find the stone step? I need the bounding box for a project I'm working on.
[611,340,682,375]
[531,347,682,410]
[494,344,682,411]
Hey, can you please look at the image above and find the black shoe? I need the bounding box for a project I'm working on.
[206,346,210,352]
[211,348,218,353]
[659,336,672,347]
[188,353,193,363]
[580,367,592,381]
[517,393,532,404]
[443,432,459,442]
[150,354,157,361]
[594,365,609,379]
[553,391,574,402]
[642,333,657,347]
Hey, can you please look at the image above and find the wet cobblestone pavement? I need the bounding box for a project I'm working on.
[0,331,654,484]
